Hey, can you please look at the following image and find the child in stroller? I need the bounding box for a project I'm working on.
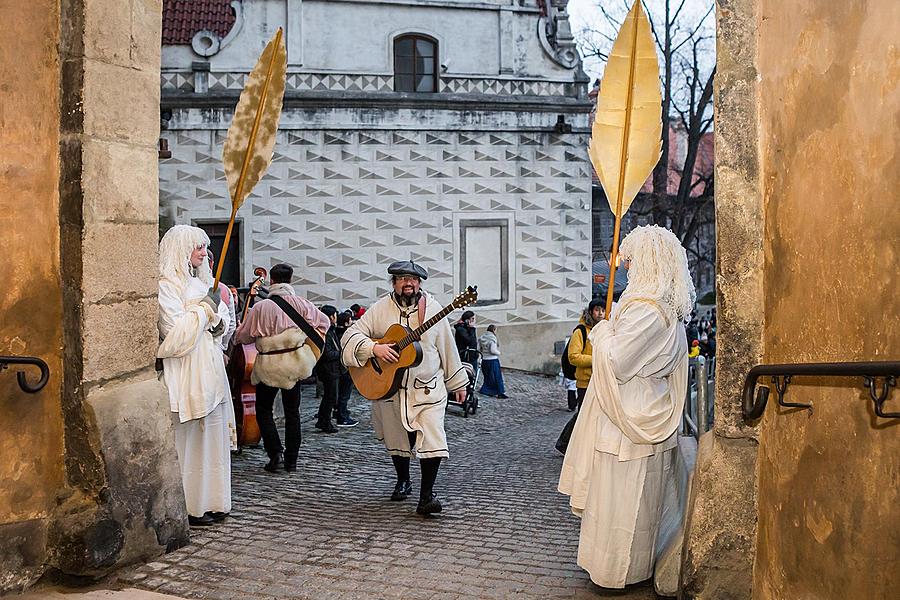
[447,348,480,417]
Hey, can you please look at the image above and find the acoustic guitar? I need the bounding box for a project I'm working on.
[350,286,478,401]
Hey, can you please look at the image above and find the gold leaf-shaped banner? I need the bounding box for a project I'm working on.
[222,28,287,209]
[589,1,662,217]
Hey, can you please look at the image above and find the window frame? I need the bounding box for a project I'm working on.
[393,34,439,93]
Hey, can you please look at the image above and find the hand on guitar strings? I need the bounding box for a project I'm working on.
[373,343,400,363]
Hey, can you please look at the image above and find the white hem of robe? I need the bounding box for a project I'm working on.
[577,448,672,588]
[173,401,232,517]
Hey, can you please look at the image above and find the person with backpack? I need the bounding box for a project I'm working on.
[556,298,603,453]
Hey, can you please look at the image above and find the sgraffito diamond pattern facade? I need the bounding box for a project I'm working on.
[161,71,572,97]
[160,127,592,325]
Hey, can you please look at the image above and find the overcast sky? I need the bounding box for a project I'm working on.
[567,0,716,82]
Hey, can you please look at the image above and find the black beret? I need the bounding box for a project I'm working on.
[387,260,428,280]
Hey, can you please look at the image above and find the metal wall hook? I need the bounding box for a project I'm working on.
[742,361,900,421]
[772,374,812,410]
[864,375,898,418]
[0,355,50,394]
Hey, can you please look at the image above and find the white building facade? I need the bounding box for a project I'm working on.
[160,0,593,372]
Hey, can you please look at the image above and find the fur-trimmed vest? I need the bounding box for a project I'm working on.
[251,328,318,389]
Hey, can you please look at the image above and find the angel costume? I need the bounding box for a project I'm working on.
[559,225,694,588]
[157,225,236,519]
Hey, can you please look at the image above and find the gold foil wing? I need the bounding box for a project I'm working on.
[588,1,662,217]
[222,29,288,208]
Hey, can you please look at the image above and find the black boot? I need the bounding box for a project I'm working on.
[206,511,228,523]
[264,451,283,473]
[391,480,413,501]
[188,514,214,527]
[417,457,442,515]
[416,494,442,515]
[284,454,297,472]
[567,389,577,412]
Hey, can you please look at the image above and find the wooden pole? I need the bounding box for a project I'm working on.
[213,28,284,289]
[214,206,238,287]
[604,215,623,319]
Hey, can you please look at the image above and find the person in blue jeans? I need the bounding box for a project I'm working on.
[478,325,508,398]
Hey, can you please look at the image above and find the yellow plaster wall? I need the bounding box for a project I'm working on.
[0,0,67,524]
[754,1,900,598]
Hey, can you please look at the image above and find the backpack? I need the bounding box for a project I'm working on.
[560,324,587,380]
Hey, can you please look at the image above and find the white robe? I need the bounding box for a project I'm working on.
[157,275,236,516]
[559,299,687,588]
[341,292,469,459]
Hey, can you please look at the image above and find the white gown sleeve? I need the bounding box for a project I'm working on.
[340,308,378,368]
[157,281,215,359]
[591,303,666,384]
[221,289,237,349]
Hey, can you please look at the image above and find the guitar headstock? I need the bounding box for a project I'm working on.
[451,286,478,309]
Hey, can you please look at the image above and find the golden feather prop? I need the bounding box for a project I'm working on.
[588,1,662,317]
[215,28,288,288]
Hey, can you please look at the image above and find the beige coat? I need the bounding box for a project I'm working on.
[341,291,469,458]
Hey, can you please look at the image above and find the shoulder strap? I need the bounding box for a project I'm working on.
[417,293,426,328]
[270,295,324,351]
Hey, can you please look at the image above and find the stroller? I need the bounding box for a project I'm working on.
[447,348,480,418]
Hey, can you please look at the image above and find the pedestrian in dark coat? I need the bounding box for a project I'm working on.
[454,310,478,368]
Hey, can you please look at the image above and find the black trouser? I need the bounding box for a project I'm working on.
[256,381,301,460]
[333,372,353,420]
[556,387,587,454]
[320,371,353,422]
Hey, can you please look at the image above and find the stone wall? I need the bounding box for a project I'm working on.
[752,0,899,598]
[0,0,189,592]
[0,0,68,590]
[680,0,762,597]
[682,1,899,598]
[160,108,592,337]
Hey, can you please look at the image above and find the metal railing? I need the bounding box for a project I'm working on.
[0,355,50,393]
[742,361,899,421]
[683,355,715,439]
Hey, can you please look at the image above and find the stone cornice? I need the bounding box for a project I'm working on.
[303,0,540,12]
[161,90,592,113]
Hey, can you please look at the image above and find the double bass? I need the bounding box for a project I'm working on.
[227,267,267,449]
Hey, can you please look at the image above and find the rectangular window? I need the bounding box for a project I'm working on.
[459,219,509,306]
[195,220,242,287]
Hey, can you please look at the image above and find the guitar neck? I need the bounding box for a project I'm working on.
[396,303,456,350]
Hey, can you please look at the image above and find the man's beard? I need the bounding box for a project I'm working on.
[396,288,419,306]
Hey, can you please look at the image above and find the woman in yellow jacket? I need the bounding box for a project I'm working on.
[557,298,604,454]
[568,298,604,409]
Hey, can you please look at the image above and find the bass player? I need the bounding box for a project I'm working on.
[340,260,469,515]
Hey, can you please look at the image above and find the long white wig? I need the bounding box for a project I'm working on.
[618,225,696,322]
[159,225,213,287]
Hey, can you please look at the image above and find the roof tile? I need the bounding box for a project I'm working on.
[163,0,236,45]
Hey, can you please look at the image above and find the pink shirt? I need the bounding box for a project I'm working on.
[233,288,329,345]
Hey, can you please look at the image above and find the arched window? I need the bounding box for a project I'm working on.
[393,34,438,93]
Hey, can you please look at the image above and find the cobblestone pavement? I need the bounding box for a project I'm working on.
[119,371,660,600]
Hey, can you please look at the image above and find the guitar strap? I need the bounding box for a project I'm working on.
[269,295,325,359]
[417,293,426,329]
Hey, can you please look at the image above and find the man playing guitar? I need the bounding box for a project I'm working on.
[341,260,469,515]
